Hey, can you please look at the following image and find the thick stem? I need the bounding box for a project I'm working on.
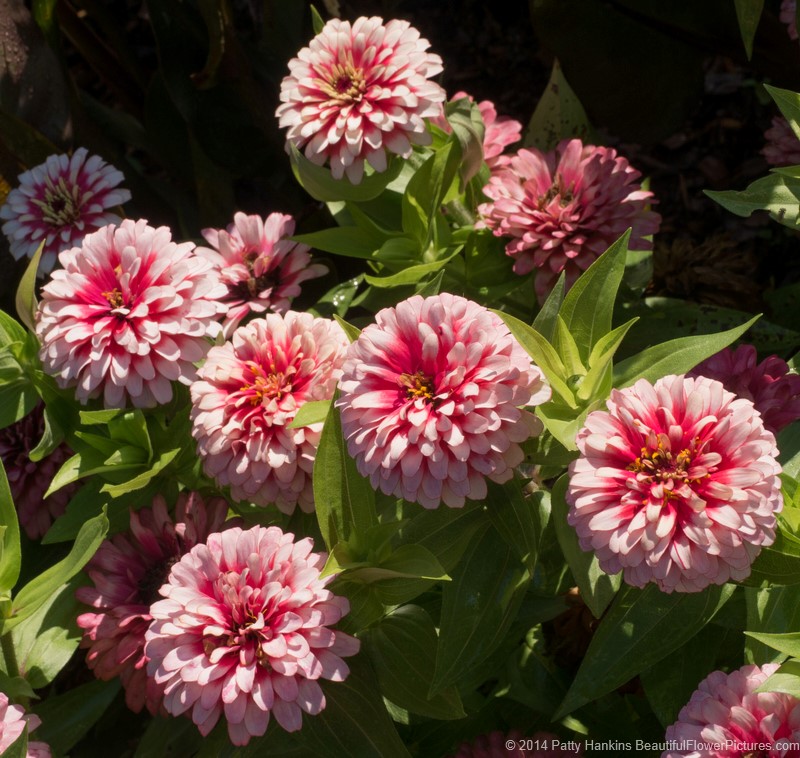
[1,631,20,679]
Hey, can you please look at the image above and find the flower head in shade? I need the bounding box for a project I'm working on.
[196,212,327,338]
[336,293,551,509]
[76,492,230,715]
[277,16,446,183]
[663,664,800,757]
[478,139,661,302]
[763,116,800,167]
[0,693,51,757]
[0,404,74,540]
[567,375,782,593]
[190,313,347,513]
[433,92,522,169]
[144,525,360,746]
[450,731,581,757]
[0,148,131,275]
[689,344,800,435]
[781,0,798,41]
[36,219,226,409]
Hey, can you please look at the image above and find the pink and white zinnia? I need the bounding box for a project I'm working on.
[277,16,446,183]
[196,212,326,338]
[336,294,551,509]
[36,219,226,409]
[0,693,50,757]
[190,313,348,512]
[663,664,800,758]
[567,375,782,593]
[144,525,359,746]
[478,139,660,302]
[0,147,130,275]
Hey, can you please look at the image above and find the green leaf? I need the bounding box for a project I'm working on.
[577,317,639,403]
[0,672,35,701]
[365,605,465,720]
[4,726,27,758]
[745,585,800,664]
[745,630,800,659]
[746,528,800,586]
[431,526,530,695]
[553,315,585,379]
[310,4,325,34]
[287,400,332,429]
[416,269,444,297]
[532,272,566,342]
[733,0,765,59]
[333,315,361,343]
[524,59,593,150]
[313,400,378,549]
[554,582,735,718]
[487,480,548,574]
[758,659,800,697]
[28,404,63,462]
[108,411,152,457]
[764,84,800,142]
[706,174,800,230]
[613,314,760,388]
[4,509,108,632]
[0,311,27,346]
[558,230,630,362]
[364,252,459,288]
[0,456,21,594]
[445,98,485,184]
[33,679,120,754]
[292,227,384,260]
[288,142,403,203]
[492,311,575,407]
[11,577,82,689]
[99,447,180,497]
[15,242,44,333]
[296,656,411,758]
[550,474,620,618]
[347,544,449,583]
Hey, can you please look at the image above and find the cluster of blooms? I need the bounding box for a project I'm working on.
[663,664,800,757]
[76,495,358,746]
[567,374,782,593]
[763,116,800,167]
[0,694,50,757]
[478,139,661,302]
[0,404,74,539]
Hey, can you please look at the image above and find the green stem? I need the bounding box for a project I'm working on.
[1,631,20,679]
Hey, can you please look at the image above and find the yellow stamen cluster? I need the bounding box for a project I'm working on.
[322,62,367,103]
[398,371,434,402]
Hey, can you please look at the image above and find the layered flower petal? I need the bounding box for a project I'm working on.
[0,693,51,757]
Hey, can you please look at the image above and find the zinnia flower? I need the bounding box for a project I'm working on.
[0,693,51,757]
[567,375,782,593]
[0,404,74,539]
[433,91,522,169]
[663,664,800,757]
[36,218,226,409]
[190,313,347,513]
[763,116,800,166]
[76,492,230,714]
[477,139,661,302]
[276,16,446,183]
[781,0,798,41]
[689,344,800,435]
[336,293,551,509]
[144,525,360,746]
[0,147,131,275]
[451,731,582,757]
[196,212,327,338]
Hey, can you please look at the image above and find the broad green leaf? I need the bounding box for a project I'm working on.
[550,475,620,618]
[296,656,411,758]
[4,509,108,632]
[758,659,800,697]
[310,4,325,34]
[431,526,531,695]
[108,411,152,458]
[365,605,465,720]
[78,409,125,426]
[11,577,82,689]
[612,314,760,388]
[313,400,378,549]
[706,175,800,230]
[0,672,35,700]
[0,457,21,594]
[492,311,575,407]
[33,679,120,754]
[577,317,639,403]
[287,400,332,429]
[134,716,204,758]
[344,544,449,584]
[416,269,444,297]
[525,59,593,150]
[765,84,800,142]
[746,528,800,585]
[745,630,800,659]
[333,315,361,343]
[28,403,63,462]
[311,276,362,320]
[532,272,566,342]
[0,311,27,346]
[733,0,765,59]
[557,230,630,362]
[553,316,585,379]
[288,143,403,203]
[15,242,44,333]
[364,251,459,288]
[487,480,548,574]
[99,447,180,497]
[554,582,735,718]
[745,585,800,664]
[0,350,38,430]
[43,480,107,544]
[292,227,384,259]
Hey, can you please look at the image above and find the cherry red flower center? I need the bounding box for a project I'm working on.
[323,63,366,103]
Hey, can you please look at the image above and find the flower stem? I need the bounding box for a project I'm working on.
[1,631,20,678]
